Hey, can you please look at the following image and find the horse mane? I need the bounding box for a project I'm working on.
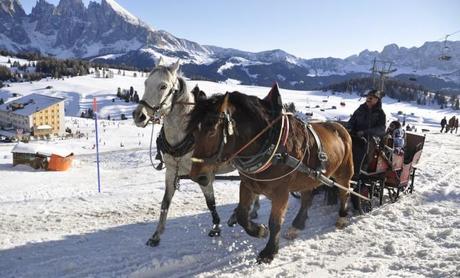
[187,91,271,134]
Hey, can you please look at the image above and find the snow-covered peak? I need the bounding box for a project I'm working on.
[102,0,151,29]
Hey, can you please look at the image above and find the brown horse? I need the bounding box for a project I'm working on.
[187,85,354,263]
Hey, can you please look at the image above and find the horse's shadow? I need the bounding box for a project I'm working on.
[0,194,342,278]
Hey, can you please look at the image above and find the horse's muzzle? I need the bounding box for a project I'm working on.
[133,110,147,122]
[133,107,150,127]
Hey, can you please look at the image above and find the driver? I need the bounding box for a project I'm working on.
[347,89,386,178]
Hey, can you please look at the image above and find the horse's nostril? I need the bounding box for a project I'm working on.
[133,111,147,122]
[138,113,146,122]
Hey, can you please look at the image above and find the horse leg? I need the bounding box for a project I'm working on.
[284,190,313,240]
[250,195,260,219]
[146,170,176,247]
[227,194,260,227]
[335,176,351,229]
[227,208,238,227]
[199,180,221,237]
[258,188,289,264]
[236,183,268,238]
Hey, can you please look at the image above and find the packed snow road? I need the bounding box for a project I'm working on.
[0,131,459,277]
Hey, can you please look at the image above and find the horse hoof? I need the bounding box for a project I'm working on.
[227,215,237,227]
[258,224,269,238]
[335,217,348,229]
[208,227,221,237]
[283,227,299,240]
[146,237,160,247]
[257,252,274,264]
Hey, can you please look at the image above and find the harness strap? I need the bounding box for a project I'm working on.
[139,77,183,115]
[233,113,290,174]
[272,152,370,201]
[307,124,328,173]
[156,126,195,158]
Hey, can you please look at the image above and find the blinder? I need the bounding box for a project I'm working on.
[191,111,234,164]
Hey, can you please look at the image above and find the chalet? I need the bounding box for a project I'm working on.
[11,142,74,171]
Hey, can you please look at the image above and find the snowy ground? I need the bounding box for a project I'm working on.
[0,72,459,277]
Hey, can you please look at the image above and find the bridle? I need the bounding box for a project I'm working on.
[191,111,235,165]
[138,76,197,121]
[139,78,180,119]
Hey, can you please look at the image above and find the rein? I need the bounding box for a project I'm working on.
[191,110,370,201]
[191,112,288,166]
[141,76,196,171]
[228,113,287,164]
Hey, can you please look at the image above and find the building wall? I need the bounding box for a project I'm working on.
[32,101,64,136]
[0,111,8,127]
[0,110,30,132]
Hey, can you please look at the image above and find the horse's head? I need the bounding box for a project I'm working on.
[187,91,271,185]
[132,57,181,127]
[186,93,236,185]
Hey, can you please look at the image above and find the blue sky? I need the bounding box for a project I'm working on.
[21,0,460,59]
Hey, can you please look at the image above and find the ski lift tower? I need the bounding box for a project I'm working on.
[370,58,397,92]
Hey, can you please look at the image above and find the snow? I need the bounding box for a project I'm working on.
[0,67,459,277]
[12,142,73,157]
[105,0,150,29]
[217,57,268,74]
[140,47,214,65]
[0,55,32,68]
[92,53,126,60]
[0,93,64,116]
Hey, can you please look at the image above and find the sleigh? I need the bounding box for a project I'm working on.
[352,132,425,213]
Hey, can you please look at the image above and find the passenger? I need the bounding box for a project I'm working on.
[385,120,405,155]
[347,89,386,178]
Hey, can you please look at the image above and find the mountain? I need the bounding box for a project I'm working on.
[0,0,459,91]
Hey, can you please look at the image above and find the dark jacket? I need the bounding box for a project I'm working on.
[441,118,447,126]
[348,101,386,138]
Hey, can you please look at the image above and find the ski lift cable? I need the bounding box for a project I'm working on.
[436,29,460,41]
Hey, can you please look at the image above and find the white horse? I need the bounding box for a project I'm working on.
[133,58,259,246]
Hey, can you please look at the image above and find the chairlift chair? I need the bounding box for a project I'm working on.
[439,35,452,61]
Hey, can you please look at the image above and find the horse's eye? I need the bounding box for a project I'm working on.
[160,84,167,90]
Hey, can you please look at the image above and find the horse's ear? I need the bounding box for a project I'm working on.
[198,90,206,101]
[264,82,283,114]
[157,56,165,66]
[264,82,281,103]
[169,59,180,74]
[192,85,207,102]
[220,93,230,113]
